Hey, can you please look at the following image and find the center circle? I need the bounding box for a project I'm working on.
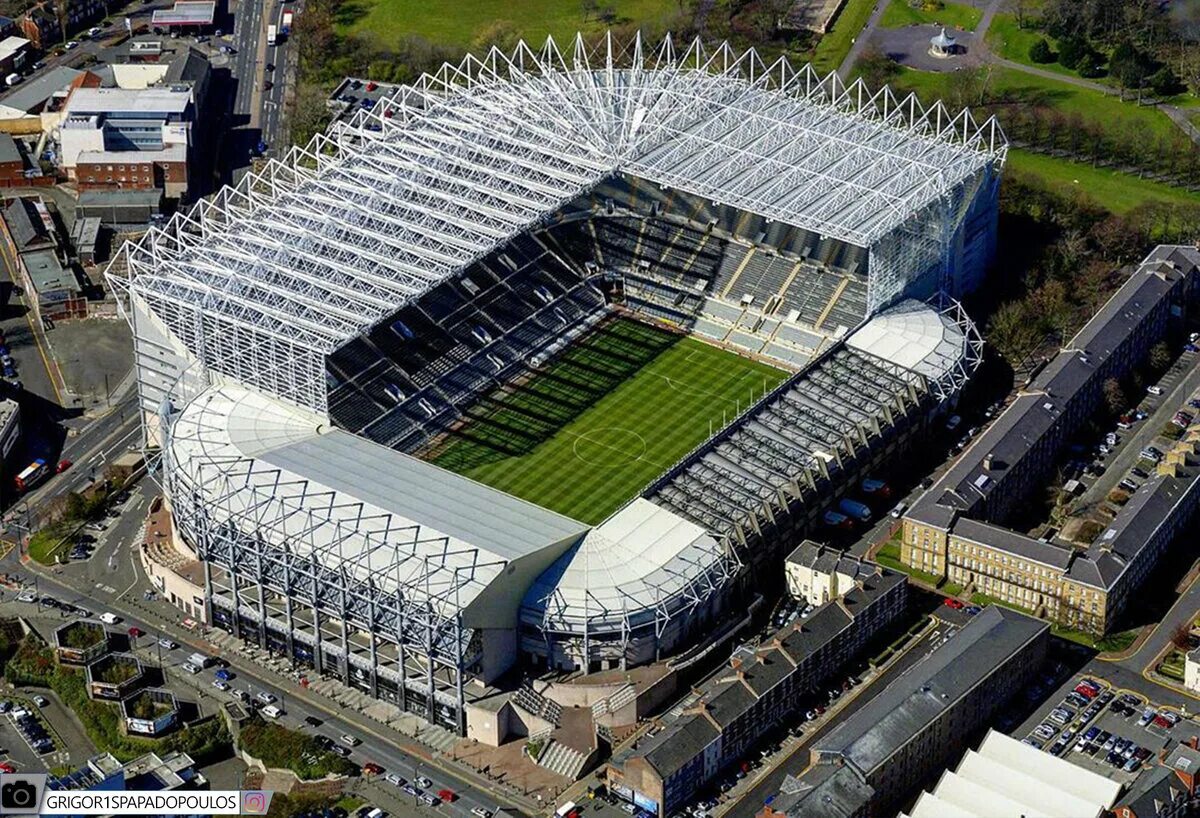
[572,427,647,468]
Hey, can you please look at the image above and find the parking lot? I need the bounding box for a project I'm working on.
[1015,670,1200,787]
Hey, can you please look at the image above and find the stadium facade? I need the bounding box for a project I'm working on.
[109,34,1004,733]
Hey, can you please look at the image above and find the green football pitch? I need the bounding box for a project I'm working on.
[427,317,789,524]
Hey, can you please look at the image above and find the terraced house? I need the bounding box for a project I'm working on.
[902,245,1200,635]
[608,566,907,817]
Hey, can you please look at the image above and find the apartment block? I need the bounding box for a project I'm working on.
[785,540,887,608]
[608,568,908,818]
[902,246,1200,635]
[759,606,1049,818]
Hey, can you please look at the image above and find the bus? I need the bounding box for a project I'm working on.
[266,24,276,46]
[14,458,47,492]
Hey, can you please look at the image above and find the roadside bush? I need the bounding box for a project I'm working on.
[5,638,230,763]
[1029,38,1054,64]
[239,718,356,780]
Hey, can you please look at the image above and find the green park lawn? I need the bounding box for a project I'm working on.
[1006,150,1200,214]
[338,0,679,48]
[879,0,982,31]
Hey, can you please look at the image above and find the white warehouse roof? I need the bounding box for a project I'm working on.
[902,730,1121,818]
[109,32,1005,414]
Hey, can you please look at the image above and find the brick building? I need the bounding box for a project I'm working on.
[759,607,1049,818]
[608,567,908,817]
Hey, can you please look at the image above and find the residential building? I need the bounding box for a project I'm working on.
[0,35,29,75]
[1113,738,1200,818]
[18,0,106,49]
[0,398,19,462]
[0,195,85,320]
[900,729,1121,817]
[902,246,1200,635]
[784,541,881,607]
[608,569,908,817]
[1185,648,1200,694]
[759,606,1049,818]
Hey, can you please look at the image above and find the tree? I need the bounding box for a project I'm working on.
[1148,341,1172,372]
[1171,622,1193,651]
[1028,38,1054,64]
[1110,41,1151,100]
[1148,66,1180,97]
[1102,378,1128,416]
[1056,37,1088,70]
[471,20,520,54]
[857,47,900,90]
[988,300,1044,367]
[289,83,332,148]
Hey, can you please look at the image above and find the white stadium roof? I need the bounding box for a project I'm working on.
[111,32,1004,413]
[166,384,587,616]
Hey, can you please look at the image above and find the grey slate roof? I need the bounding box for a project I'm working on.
[261,430,588,560]
[908,247,1197,533]
[812,606,1047,777]
[0,132,20,164]
[3,197,48,252]
[624,567,904,781]
[950,518,1072,570]
[769,767,874,818]
[639,716,719,779]
[0,66,80,113]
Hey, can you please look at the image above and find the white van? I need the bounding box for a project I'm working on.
[889,501,908,519]
[5,73,20,87]
[99,612,120,624]
[261,704,283,718]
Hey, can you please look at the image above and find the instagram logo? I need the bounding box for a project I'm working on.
[242,791,270,814]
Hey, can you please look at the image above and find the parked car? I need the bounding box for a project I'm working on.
[32,695,48,707]
[339,734,360,747]
[98,612,120,625]
[261,704,283,718]
[181,662,200,674]
[212,680,230,692]
[362,762,383,776]
[943,598,964,610]
[158,638,177,650]
[304,715,323,727]
[255,691,276,705]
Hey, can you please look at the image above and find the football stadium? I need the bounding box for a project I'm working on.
[109,34,1003,733]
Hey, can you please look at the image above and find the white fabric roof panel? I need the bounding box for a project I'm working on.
[846,298,966,383]
[906,730,1119,818]
[519,498,730,631]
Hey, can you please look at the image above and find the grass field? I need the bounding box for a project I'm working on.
[428,317,788,524]
[1007,149,1200,214]
[983,13,1078,78]
[811,0,877,74]
[338,0,678,48]
[891,66,1181,145]
[878,0,982,31]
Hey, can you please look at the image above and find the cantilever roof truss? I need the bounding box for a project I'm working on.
[108,31,1005,414]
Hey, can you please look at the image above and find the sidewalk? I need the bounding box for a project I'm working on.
[20,551,543,814]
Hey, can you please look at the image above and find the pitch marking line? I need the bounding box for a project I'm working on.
[567,427,664,470]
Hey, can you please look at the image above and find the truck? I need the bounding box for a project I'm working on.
[266,24,276,46]
[280,10,292,35]
[14,459,47,492]
[838,498,872,523]
[187,652,213,669]
[860,477,891,498]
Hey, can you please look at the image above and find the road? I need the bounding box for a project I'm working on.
[225,0,291,177]
[7,522,532,817]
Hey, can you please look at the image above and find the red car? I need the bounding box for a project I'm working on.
[56,459,73,474]
[0,762,15,774]
[437,789,456,803]
[361,762,383,776]
[127,626,144,638]
[1074,684,1098,699]
[943,598,965,610]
